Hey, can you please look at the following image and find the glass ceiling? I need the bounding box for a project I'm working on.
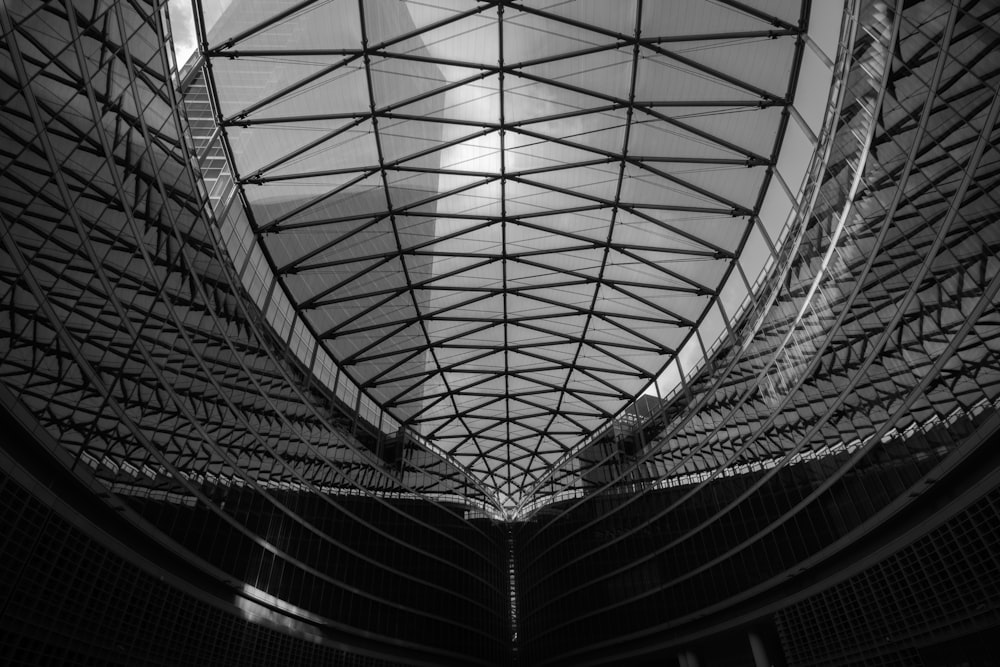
[197,0,814,507]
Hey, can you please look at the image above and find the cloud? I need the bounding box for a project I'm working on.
[168,0,198,67]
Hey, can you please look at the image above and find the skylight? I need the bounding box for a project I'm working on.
[189,0,836,510]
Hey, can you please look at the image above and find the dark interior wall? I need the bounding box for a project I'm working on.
[5,408,999,667]
[0,467,387,667]
[118,486,508,657]
[775,485,1000,667]
[512,411,998,665]
[512,414,1000,666]
[0,400,508,667]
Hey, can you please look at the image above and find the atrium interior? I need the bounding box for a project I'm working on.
[1,0,999,665]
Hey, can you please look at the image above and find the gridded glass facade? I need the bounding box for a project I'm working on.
[512,0,1000,662]
[1,0,998,665]
[775,481,1000,666]
[0,463,419,667]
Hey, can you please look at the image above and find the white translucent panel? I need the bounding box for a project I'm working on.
[613,211,744,253]
[437,139,502,180]
[417,217,500,252]
[666,36,795,99]
[519,168,616,203]
[656,361,680,398]
[808,0,845,62]
[636,56,752,105]
[675,106,783,160]
[620,166,727,210]
[227,122,375,178]
[528,0,637,35]
[502,11,607,63]
[388,6,497,65]
[719,266,750,324]
[512,120,628,166]
[738,221,771,288]
[371,56,452,109]
[523,49,633,100]
[752,0,802,24]
[776,114,815,197]
[642,0,780,35]
[207,0,360,49]
[698,301,728,356]
[247,177,383,233]
[434,180,502,217]
[626,113,735,161]
[794,46,834,138]
[508,210,611,245]
[208,57,354,117]
[757,170,796,242]
[650,164,765,213]
[291,224,398,274]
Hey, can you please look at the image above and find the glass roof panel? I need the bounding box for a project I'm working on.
[202,0,813,510]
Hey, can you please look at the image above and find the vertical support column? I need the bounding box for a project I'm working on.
[677,650,700,667]
[748,631,770,667]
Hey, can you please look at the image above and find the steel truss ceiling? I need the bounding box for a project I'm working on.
[199,0,809,504]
